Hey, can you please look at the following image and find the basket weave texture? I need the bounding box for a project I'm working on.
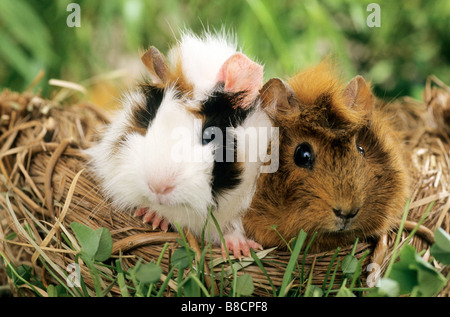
[0,78,449,296]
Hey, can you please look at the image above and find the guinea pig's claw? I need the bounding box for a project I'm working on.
[160,219,170,232]
[221,236,263,260]
[142,209,155,224]
[134,208,169,232]
[134,207,148,217]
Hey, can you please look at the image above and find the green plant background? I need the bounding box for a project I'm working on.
[0,0,449,103]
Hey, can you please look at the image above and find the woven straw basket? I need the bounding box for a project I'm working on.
[0,76,449,296]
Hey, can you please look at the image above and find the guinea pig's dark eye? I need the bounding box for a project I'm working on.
[294,142,315,169]
[356,143,365,156]
[202,126,216,145]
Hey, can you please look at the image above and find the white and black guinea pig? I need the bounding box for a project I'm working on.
[86,30,273,258]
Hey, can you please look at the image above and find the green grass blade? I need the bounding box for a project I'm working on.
[115,259,130,297]
[322,247,341,292]
[145,242,170,296]
[0,251,45,297]
[325,257,341,297]
[40,256,81,297]
[245,0,291,72]
[208,209,237,296]
[250,248,276,296]
[278,230,307,297]
[300,232,317,291]
[4,193,70,287]
[177,274,211,297]
[404,201,435,246]
[83,256,103,297]
[156,266,175,297]
[302,258,317,297]
[350,237,359,256]
[270,225,292,252]
[349,250,370,292]
[385,199,411,277]
[0,32,36,82]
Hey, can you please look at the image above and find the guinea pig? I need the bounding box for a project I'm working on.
[86,30,273,258]
[243,61,410,252]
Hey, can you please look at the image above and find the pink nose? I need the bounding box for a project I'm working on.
[148,182,174,195]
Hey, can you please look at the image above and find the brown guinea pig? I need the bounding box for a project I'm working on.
[243,61,410,252]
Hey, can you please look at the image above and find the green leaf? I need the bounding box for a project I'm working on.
[372,278,400,297]
[70,222,112,262]
[183,276,201,297]
[415,262,447,297]
[390,245,447,296]
[134,262,162,285]
[304,285,323,297]
[390,245,420,294]
[47,284,69,297]
[336,285,356,297]
[233,273,254,296]
[46,284,58,297]
[430,228,450,265]
[94,227,113,262]
[341,254,358,277]
[6,264,32,286]
[171,247,195,269]
[70,222,99,259]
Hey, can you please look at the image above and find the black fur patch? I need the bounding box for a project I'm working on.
[200,85,254,199]
[133,85,165,130]
[201,86,252,128]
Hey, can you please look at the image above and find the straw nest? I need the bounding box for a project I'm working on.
[0,76,449,297]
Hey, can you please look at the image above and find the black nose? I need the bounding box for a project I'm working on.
[333,208,360,219]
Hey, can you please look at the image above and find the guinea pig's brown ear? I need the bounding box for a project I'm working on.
[216,53,263,109]
[343,75,374,116]
[259,78,292,116]
[141,46,169,84]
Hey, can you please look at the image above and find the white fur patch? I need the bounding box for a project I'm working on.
[87,30,270,245]
[169,30,238,100]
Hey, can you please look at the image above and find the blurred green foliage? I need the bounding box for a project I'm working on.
[0,0,449,101]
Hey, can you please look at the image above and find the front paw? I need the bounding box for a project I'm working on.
[221,233,262,260]
[134,207,170,231]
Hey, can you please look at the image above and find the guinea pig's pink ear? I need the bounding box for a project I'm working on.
[259,78,293,117]
[343,75,374,117]
[141,46,169,84]
[216,53,263,109]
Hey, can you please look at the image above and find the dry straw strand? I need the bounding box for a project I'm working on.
[0,77,449,296]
